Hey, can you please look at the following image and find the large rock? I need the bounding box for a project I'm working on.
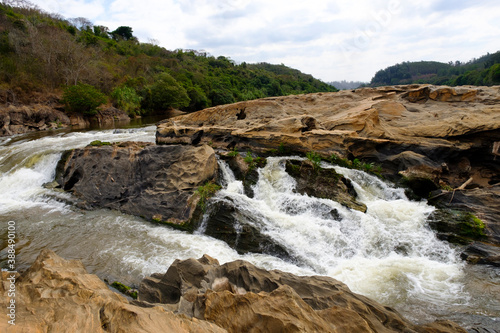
[139,255,466,333]
[0,104,131,136]
[57,142,218,226]
[157,84,500,263]
[0,250,226,333]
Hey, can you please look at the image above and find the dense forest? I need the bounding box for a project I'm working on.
[0,1,336,116]
[370,51,500,87]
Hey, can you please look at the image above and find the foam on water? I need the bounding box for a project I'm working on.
[0,129,498,329]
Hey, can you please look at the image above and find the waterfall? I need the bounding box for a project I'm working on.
[0,129,498,328]
[212,157,469,318]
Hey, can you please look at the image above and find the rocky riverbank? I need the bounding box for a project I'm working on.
[0,249,466,333]
[0,103,130,136]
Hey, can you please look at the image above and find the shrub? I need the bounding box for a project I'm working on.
[111,86,142,116]
[62,83,107,115]
[306,151,322,170]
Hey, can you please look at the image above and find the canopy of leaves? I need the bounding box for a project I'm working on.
[0,3,336,115]
[370,52,500,87]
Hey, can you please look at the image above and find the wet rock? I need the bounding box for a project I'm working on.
[0,250,226,333]
[285,159,367,212]
[199,199,291,259]
[139,255,467,333]
[460,242,500,267]
[57,142,218,226]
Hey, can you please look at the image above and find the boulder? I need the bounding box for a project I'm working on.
[57,142,218,226]
[139,255,466,333]
[0,250,226,333]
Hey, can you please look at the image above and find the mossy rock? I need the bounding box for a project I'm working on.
[428,209,486,244]
[89,140,112,146]
[285,160,367,213]
[111,281,137,299]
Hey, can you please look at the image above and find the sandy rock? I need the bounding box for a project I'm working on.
[0,250,226,333]
[139,255,466,333]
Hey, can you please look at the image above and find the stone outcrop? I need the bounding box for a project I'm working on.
[156,84,500,265]
[0,250,226,333]
[0,104,71,136]
[0,103,131,136]
[138,254,466,333]
[56,142,218,225]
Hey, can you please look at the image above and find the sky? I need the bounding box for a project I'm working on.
[27,0,500,82]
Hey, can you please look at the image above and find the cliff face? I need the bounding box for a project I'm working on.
[157,84,500,265]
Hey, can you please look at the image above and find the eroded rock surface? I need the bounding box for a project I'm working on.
[0,250,226,333]
[57,142,218,225]
[139,254,466,333]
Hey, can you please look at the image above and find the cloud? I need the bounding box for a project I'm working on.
[25,0,500,82]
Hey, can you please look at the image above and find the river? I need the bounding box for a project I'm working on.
[0,125,499,331]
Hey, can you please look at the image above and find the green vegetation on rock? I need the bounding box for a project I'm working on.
[196,182,222,212]
[111,281,137,299]
[89,140,111,146]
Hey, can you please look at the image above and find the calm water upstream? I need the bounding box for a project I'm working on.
[0,125,499,331]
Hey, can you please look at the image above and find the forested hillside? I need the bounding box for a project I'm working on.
[370,52,500,87]
[0,2,335,116]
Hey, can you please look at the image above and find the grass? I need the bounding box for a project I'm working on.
[329,153,383,177]
[196,181,222,212]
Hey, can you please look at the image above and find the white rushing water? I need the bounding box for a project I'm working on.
[0,128,499,328]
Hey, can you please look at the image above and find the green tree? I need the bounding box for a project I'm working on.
[144,72,190,110]
[62,83,107,115]
[111,26,134,40]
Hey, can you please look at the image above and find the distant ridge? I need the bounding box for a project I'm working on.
[369,51,500,87]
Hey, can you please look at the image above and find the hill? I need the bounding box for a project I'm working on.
[0,2,336,116]
[370,52,500,87]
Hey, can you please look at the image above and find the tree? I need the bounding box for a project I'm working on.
[62,83,106,115]
[111,86,142,116]
[144,72,190,110]
[111,26,134,40]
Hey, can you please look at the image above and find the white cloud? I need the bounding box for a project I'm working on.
[26,0,500,82]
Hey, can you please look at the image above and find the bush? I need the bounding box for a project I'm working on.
[62,83,107,115]
[111,86,142,116]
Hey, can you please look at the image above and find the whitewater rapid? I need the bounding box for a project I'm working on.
[0,127,499,328]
